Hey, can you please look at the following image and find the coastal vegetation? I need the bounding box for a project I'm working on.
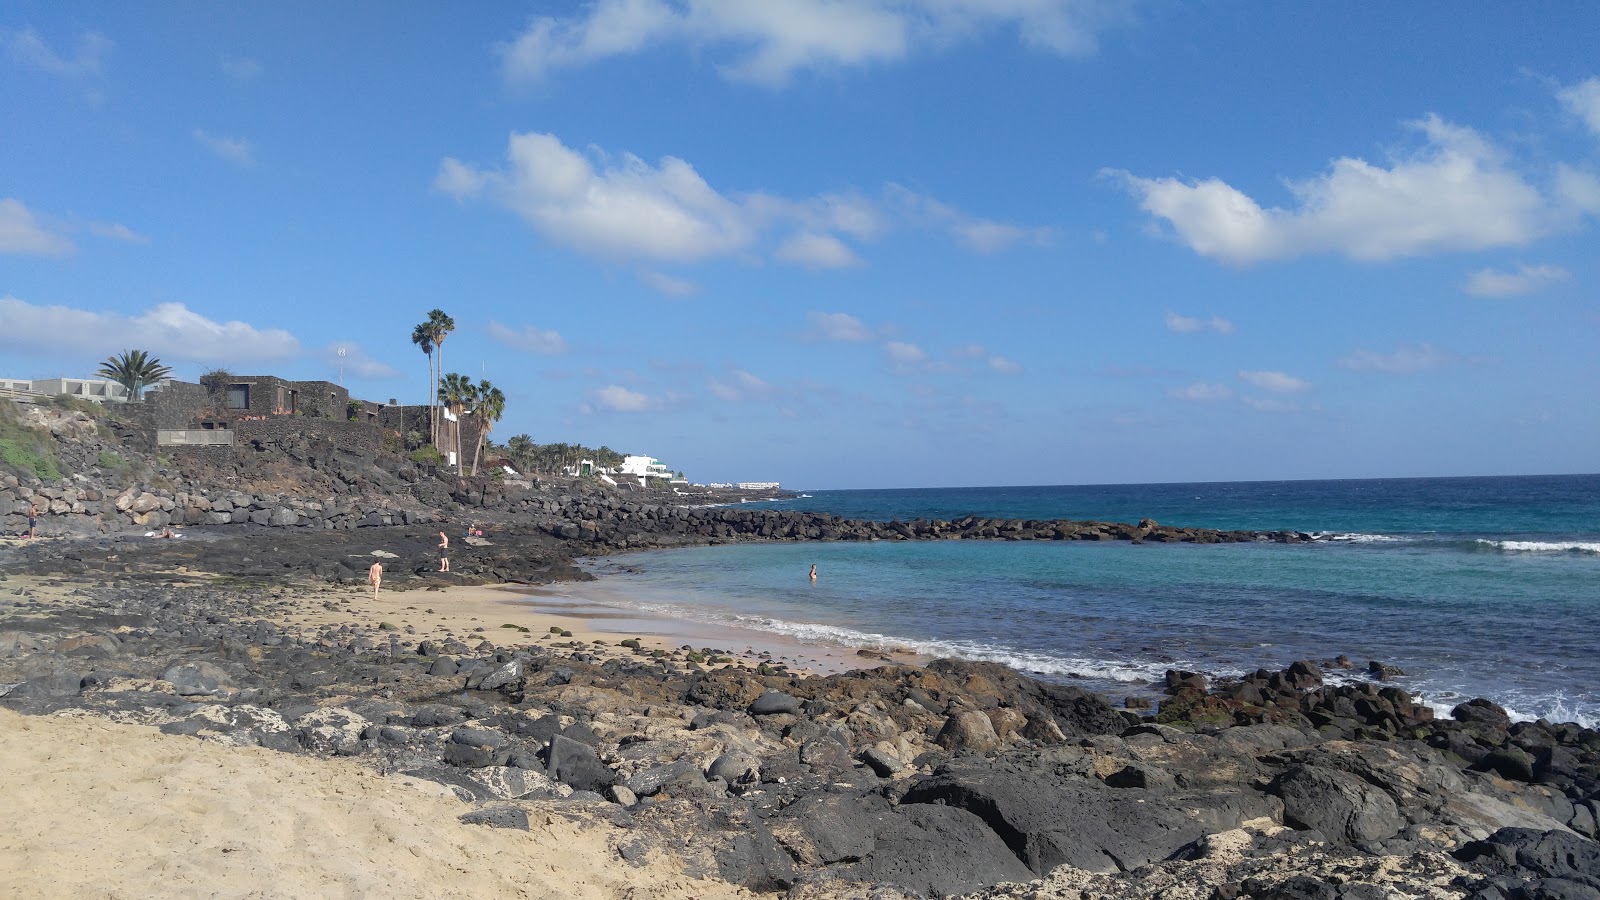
[95,349,172,401]
[411,308,454,448]
[0,402,61,482]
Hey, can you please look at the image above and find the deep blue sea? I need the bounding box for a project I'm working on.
[572,476,1600,727]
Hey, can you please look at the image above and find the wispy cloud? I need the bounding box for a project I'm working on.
[1338,342,1453,374]
[886,184,1056,253]
[488,321,567,354]
[582,384,662,414]
[0,297,299,363]
[639,271,699,297]
[499,0,1131,88]
[0,198,74,255]
[1109,116,1564,265]
[219,53,263,81]
[708,369,773,402]
[3,27,111,78]
[1461,263,1570,297]
[805,311,874,342]
[884,340,928,371]
[436,132,1050,268]
[1164,311,1234,334]
[321,342,399,379]
[1170,382,1232,402]
[775,232,862,269]
[87,221,150,244]
[193,129,256,167]
[1238,370,1310,393]
[1559,77,1600,138]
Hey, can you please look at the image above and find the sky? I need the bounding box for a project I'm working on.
[2,2,1597,490]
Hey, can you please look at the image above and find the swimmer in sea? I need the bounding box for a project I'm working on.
[809,564,817,582]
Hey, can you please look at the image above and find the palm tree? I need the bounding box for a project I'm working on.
[469,379,505,476]
[422,309,454,448]
[410,323,434,442]
[505,433,535,475]
[96,349,172,401]
[438,372,474,470]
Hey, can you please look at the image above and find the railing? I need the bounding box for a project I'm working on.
[157,429,235,446]
[0,386,46,403]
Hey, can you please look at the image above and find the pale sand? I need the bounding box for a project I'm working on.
[276,576,918,676]
[0,708,751,900]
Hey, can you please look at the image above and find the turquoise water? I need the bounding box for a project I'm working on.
[579,475,1600,727]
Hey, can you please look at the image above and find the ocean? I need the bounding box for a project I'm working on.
[565,475,1600,728]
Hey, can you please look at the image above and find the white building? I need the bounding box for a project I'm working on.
[619,455,675,484]
[0,377,133,403]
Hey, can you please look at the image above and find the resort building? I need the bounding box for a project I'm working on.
[619,455,675,485]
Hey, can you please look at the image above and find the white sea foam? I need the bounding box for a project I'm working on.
[1476,539,1600,554]
[712,611,1227,686]
[1321,532,1404,543]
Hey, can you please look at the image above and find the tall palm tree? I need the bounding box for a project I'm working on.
[438,372,474,470]
[423,309,454,448]
[506,433,535,474]
[96,349,172,401]
[410,323,434,442]
[469,379,505,476]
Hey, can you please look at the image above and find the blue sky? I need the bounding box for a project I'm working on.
[2,2,1597,489]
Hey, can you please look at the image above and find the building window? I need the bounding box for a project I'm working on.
[226,384,250,409]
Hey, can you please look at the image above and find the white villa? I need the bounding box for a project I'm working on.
[0,376,136,403]
[619,455,673,483]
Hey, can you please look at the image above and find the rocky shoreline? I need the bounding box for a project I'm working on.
[1,555,1597,898]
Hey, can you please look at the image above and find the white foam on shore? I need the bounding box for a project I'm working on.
[1320,532,1404,543]
[1476,539,1600,554]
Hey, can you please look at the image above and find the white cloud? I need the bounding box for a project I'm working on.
[1559,77,1600,138]
[322,343,399,379]
[586,384,656,413]
[219,53,263,81]
[0,297,299,363]
[1238,370,1310,393]
[1461,263,1570,298]
[988,355,1022,374]
[440,133,1048,268]
[1170,382,1232,402]
[0,198,74,255]
[708,369,772,402]
[3,27,111,77]
[775,232,862,268]
[1164,311,1234,334]
[1109,116,1554,265]
[884,341,927,370]
[437,132,752,263]
[193,129,256,167]
[499,0,1126,88]
[806,310,873,342]
[488,321,568,354]
[886,183,1054,252]
[1241,396,1298,413]
[87,221,150,244]
[640,271,700,296]
[1338,342,1452,374]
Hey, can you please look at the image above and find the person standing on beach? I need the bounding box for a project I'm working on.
[438,532,450,572]
[809,564,817,582]
[368,561,382,599]
[27,502,37,540]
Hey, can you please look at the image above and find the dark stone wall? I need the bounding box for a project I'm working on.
[234,417,381,455]
[136,382,213,430]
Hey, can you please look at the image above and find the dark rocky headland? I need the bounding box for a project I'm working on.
[2,403,1597,898]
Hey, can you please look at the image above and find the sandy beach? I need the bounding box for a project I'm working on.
[0,706,751,900]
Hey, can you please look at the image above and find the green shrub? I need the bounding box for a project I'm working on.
[96,450,130,471]
[409,445,445,466]
[0,437,61,481]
